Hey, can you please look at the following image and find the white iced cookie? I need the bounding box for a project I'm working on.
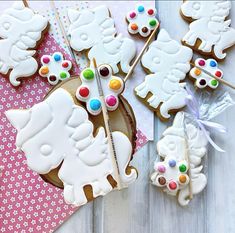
[5,88,137,206]
[76,65,124,115]
[190,58,223,89]
[67,5,136,74]
[151,112,208,206]
[181,1,235,60]
[126,5,158,37]
[135,29,193,120]
[39,52,72,85]
[0,1,48,86]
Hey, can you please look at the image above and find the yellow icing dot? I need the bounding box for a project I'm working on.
[40,66,49,75]
[194,68,201,76]
[109,79,122,90]
[179,175,187,183]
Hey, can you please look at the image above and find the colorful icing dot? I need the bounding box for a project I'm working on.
[211,79,218,86]
[179,164,187,173]
[198,59,205,66]
[42,56,50,64]
[99,66,109,77]
[142,27,148,33]
[54,54,61,62]
[148,9,154,15]
[179,175,187,184]
[210,60,217,67]
[157,165,166,173]
[79,87,89,98]
[83,69,94,80]
[106,95,117,107]
[40,66,49,75]
[109,79,122,91]
[131,23,138,31]
[49,75,57,82]
[137,5,145,12]
[169,181,177,190]
[149,19,157,27]
[215,70,222,78]
[62,61,69,68]
[168,159,176,167]
[158,176,166,185]
[194,68,201,76]
[199,79,206,86]
[60,72,67,79]
[90,99,101,111]
[129,11,136,18]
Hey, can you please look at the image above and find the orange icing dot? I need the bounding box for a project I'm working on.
[40,66,49,75]
[179,175,187,183]
[109,79,122,90]
[131,23,138,31]
[194,68,201,76]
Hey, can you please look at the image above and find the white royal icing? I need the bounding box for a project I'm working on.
[151,112,208,206]
[190,58,223,89]
[76,65,124,115]
[135,29,193,119]
[0,1,48,86]
[181,1,235,60]
[67,5,136,74]
[126,5,158,37]
[39,52,72,85]
[5,88,137,206]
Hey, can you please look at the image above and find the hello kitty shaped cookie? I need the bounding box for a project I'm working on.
[0,1,48,86]
[135,29,193,120]
[151,112,208,206]
[76,65,124,115]
[126,5,158,37]
[39,52,72,85]
[67,5,136,74]
[5,88,137,206]
[181,1,235,60]
[190,58,223,89]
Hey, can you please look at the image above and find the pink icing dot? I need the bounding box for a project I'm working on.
[157,165,166,173]
[129,12,136,18]
[198,59,205,66]
[106,95,117,107]
[43,56,50,64]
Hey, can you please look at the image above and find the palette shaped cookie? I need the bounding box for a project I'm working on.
[0,1,48,86]
[67,5,136,74]
[6,77,137,206]
[151,112,208,206]
[135,29,193,121]
[180,0,235,60]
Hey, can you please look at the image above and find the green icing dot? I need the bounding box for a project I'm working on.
[83,69,94,80]
[179,164,187,173]
[211,79,218,86]
[149,19,157,27]
[60,72,67,79]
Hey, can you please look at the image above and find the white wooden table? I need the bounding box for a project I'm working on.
[56,1,235,232]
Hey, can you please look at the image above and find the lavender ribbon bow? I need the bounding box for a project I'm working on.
[185,88,226,152]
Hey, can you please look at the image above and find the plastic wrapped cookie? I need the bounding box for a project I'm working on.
[126,5,158,37]
[76,65,124,115]
[39,52,72,85]
[189,58,223,89]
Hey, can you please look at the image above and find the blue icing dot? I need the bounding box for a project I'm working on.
[209,60,217,67]
[168,159,176,167]
[137,5,144,12]
[90,99,101,111]
[54,54,61,62]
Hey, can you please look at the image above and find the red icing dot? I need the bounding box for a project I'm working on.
[148,9,154,15]
[62,61,69,68]
[79,87,89,98]
[129,12,136,18]
[215,70,222,78]
[169,181,177,190]
[43,56,50,64]
[106,95,117,107]
[198,59,205,66]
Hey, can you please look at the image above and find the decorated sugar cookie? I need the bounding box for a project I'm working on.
[0,1,48,86]
[181,1,235,60]
[39,52,72,85]
[151,112,208,206]
[76,65,124,115]
[67,5,136,74]
[5,88,137,206]
[190,58,223,89]
[126,5,158,37]
[135,29,193,120]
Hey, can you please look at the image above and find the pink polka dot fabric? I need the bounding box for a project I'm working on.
[0,33,148,232]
